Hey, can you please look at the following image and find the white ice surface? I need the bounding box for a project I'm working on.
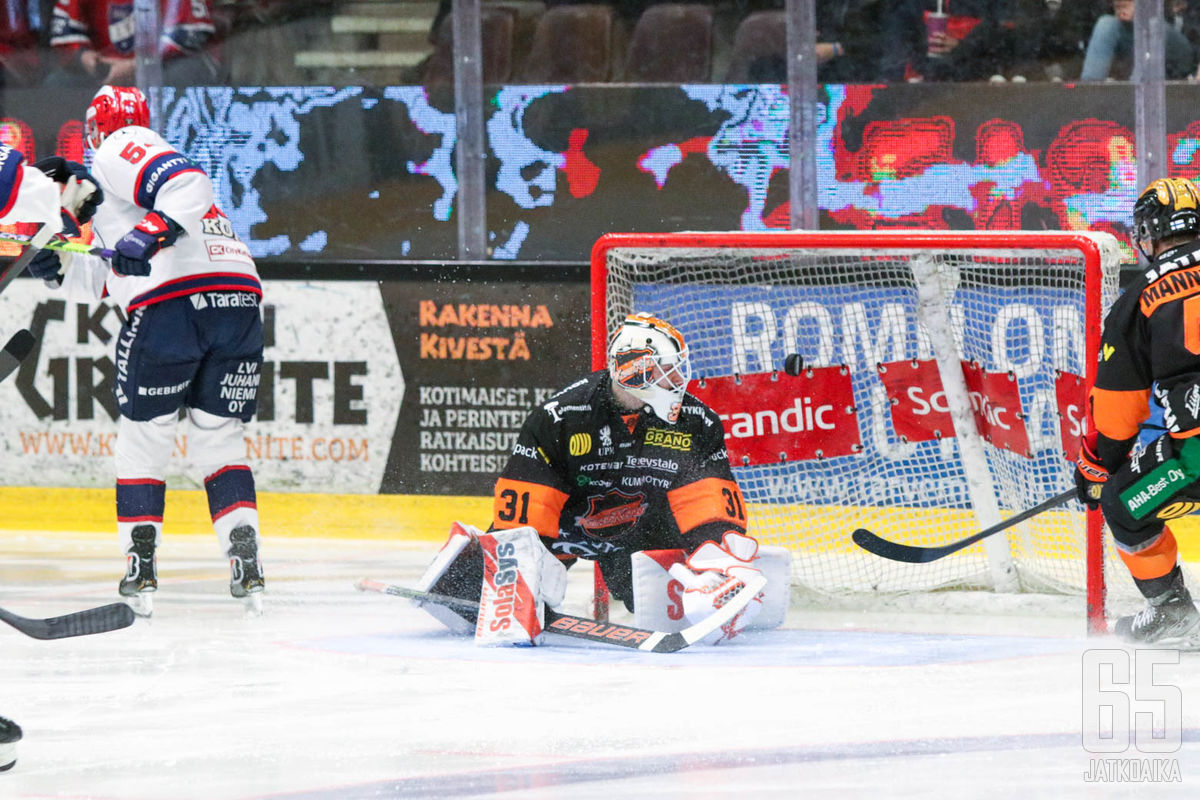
[0,532,1197,799]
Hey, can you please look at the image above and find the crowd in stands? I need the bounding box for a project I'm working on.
[0,0,1198,88]
[0,0,334,89]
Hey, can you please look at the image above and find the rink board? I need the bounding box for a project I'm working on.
[6,485,1200,563]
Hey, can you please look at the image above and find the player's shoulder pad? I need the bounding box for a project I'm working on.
[677,392,722,430]
[96,126,204,209]
[0,143,26,217]
[534,371,604,420]
[544,371,604,405]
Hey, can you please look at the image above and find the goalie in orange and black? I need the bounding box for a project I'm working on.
[1075,177,1200,647]
[413,313,768,645]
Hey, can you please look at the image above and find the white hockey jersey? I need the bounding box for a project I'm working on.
[0,143,68,232]
[58,126,260,313]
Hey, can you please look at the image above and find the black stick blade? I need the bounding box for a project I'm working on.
[0,328,34,383]
[0,602,136,640]
[4,329,34,361]
[852,528,951,563]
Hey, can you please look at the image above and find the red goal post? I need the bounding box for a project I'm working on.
[590,229,1129,633]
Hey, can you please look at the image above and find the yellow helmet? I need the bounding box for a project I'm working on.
[1133,177,1200,257]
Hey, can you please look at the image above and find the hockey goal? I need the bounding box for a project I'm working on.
[591,230,1131,634]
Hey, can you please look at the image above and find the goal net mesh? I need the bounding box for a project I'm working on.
[594,231,1145,613]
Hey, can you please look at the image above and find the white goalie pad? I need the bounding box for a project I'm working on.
[475,527,567,647]
[632,545,790,633]
[413,521,486,634]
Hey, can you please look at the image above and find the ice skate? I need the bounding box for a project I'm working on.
[1114,578,1200,648]
[0,715,21,771]
[228,525,264,617]
[119,524,158,618]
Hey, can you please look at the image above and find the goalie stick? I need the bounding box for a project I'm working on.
[852,488,1077,563]
[0,601,136,640]
[356,575,768,653]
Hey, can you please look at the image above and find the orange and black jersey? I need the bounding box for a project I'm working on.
[1090,239,1200,467]
[491,370,747,561]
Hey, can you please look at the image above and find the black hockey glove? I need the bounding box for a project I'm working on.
[112,211,183,277]
[27,210,80,284]
[1074,430,1107,510]
[32,156,104,225]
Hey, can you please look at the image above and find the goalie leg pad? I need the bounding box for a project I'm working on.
[475,526,567,647]
[631,544,790,634]
[413,522,485,634]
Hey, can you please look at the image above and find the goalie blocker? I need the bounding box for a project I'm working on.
[413,523,785,646]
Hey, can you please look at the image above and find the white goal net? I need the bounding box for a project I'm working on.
[592,230,1135,631]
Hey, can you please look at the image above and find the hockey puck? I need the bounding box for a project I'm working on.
[784,353,805,376]
[0,715,21,772]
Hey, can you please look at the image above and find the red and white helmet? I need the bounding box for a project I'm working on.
[607,312,691,423]
[85,85,150,150]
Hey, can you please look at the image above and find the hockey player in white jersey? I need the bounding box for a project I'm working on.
[0,139,99,240]
[28,85,265,616]
[0,140,103,776]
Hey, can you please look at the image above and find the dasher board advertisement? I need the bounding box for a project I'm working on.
[0,281,401,493]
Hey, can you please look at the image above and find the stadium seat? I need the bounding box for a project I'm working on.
[422,6,517,85]
[622,3,712,82]
[724,9,787,83]
[519,4,614,83]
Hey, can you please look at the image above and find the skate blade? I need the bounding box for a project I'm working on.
[123,593,154,618]
[0,741,17,771]
[241,591,263,619]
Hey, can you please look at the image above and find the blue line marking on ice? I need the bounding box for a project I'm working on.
[299,627,1087,667]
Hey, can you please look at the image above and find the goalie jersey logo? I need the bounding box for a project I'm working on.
[575,489,648,539]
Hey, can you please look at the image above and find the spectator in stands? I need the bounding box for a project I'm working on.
[1080,0,1196,80]
[43,0,226,87]
[0,0,42,87]
[895,0,1024,82]
[1001,0,1101,81]
[724,0,922,83]
[817,0,924,83]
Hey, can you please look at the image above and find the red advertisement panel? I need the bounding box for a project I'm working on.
[876,359,952,443]
[1055,370,1088,460]
[687,367,861,465]
[962,362,1030,457]
[879,359,1031,456]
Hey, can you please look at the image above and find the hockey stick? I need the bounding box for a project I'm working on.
[356,575,767,653]
[0,224,55,296]
[0,329,35,384]
[852,488,1077,564]
[0,601,136,640]
[0,232,113,258]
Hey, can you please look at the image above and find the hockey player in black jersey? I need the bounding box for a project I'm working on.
[414,313,780,646]
[1075,177,1200,647]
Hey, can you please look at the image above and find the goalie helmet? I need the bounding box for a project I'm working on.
[1133,177,1200,259]
[607,313,691,423]
[86,85,150,150]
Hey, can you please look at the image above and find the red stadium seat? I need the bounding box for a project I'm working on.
[422,6,518,85]
[622,4,713,82]
[519,4,614,83]
[724,10,787,83]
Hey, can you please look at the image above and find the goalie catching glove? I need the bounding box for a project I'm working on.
[667,531,765,644]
